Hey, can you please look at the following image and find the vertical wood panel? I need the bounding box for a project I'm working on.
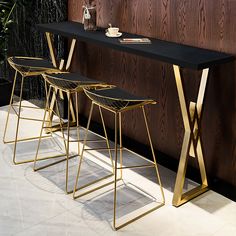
[68,0,236,187]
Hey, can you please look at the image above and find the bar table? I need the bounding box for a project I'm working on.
[37,21,234,207]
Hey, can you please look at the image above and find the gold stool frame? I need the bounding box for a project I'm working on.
[33,75,114,194]
[172,65,209,207]
[3,57,59,164]
[73,89,165,230]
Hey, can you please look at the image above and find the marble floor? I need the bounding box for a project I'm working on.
[0,101,236,236]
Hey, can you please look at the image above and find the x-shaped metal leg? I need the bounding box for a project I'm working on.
[45,32,77,129]
[172,65,209,207]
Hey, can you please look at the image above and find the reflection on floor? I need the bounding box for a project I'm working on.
[0,101,236,236]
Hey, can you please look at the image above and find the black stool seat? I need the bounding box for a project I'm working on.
[44,72,105,91]
[8,57,58,75]
[5,56,59,164]
[84,87,156,112]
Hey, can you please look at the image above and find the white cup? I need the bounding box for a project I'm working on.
[107,27,119,36]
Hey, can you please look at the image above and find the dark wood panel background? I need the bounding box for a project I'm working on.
[68,0,236,187]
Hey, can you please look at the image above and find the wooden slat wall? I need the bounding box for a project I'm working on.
[68,0,236,187]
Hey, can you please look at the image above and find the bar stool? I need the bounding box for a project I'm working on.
[34,72,114,194]
[3,56,60,164]
[73,86,165,230]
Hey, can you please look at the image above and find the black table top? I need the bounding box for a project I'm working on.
[38,21,234,70]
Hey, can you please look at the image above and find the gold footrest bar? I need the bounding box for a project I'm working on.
[11,104,44,110]
[13,153,65,165]
[73,175,122,199]
[11,105,46,122]
[84,147,122,151]
[172,184,208,207]
[75,173,114,192]
[3,134,51,144]
[117,164,155,170]
[115,202,165,231]
[34,154,78,171]
[48,131,108,144]
[44,121,77,133]
[70,139,107,143]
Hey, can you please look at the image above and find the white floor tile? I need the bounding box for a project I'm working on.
[0,102,235,236]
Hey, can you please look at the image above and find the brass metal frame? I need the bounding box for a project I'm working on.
[73,96,165,230]
[33,76,113,194]
[33,85,76,194]
[172,65,209,207]
[3,57,60,165]
[45,33,77,127]
[45,32,57,68]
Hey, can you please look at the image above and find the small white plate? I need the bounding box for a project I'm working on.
[105,32,122,38]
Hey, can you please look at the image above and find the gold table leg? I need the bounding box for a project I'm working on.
[45,32,77,131]
[172,65,209,207]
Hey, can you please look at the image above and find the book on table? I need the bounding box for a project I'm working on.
[119,38,151,44]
